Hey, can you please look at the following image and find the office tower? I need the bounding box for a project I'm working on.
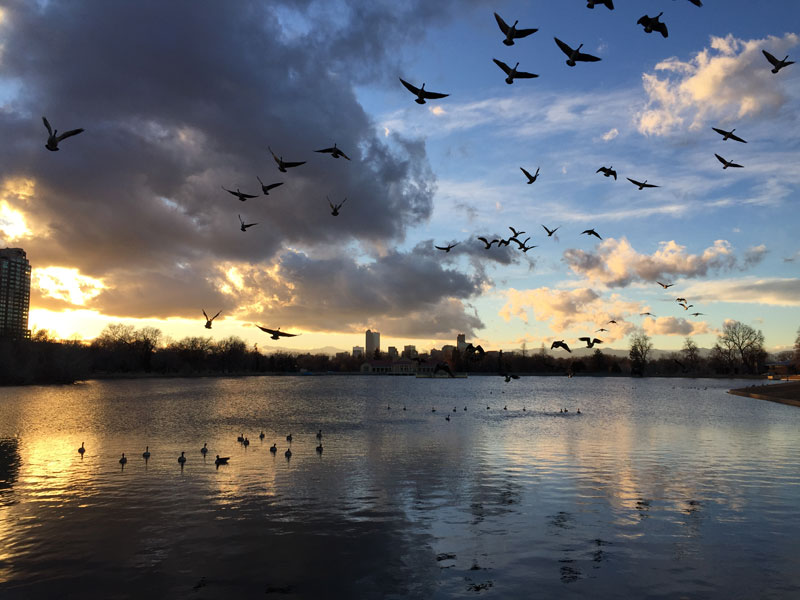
[457,333,466,352]
[0,248,31,340]
[366,329,380,357]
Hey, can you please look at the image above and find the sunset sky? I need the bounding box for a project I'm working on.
[0,0,798,354]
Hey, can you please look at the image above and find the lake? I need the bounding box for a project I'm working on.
[0,375,798,599]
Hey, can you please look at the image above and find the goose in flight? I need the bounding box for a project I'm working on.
[597,166,617,180]
[679,303,694,310]
[477,236,498,249]
[520,166,540,183]
[257,326,299,340]
[542,225,559,237]
[399,78,449,104]
[256,177,284,195]
[596,328,608,332]
[435,242,459,252]
[239,214,257,231]
[587,1,614,9]
[203,309,221,329]
[509,226,526,237]
[657,281,674,289]
[268,146,306,172]
[627,177,659,190]
[42,116,84,151]
[579,337,603,348]
[675,297,687,304]
[640,312,656,317]
[763,50,794,74]
[554,38,601,67]
[494,13,538,46]
[690,312,705,317]
[581,228,602,240]
[511,236,531,250]
[493,59,538,84]
[315,143,350,160]
[637,13,668,38]
[222,186,259,201]
[684,0,703,6]
[608,320,618,324]
[520,242,537,253]
[712,127,746,144]
[715,154,743,169]
[551,340,571,353]
[328,196,346,216]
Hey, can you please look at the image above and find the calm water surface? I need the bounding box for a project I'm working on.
[0,376,798,599]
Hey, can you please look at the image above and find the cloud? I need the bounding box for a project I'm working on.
[636,32,799,136]
[499,287,641,342]
[642,316,711,337]
[563,238,762,287]
[680,277,800,307]
[601,128,619,141]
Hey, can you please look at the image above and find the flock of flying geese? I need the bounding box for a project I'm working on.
[41,2,793,353]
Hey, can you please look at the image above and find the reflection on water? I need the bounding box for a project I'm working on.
[0,376,798,598]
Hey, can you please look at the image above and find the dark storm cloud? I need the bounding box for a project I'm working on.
[0,0,489,331]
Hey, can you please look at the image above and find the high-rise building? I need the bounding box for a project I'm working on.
[352,346,364,358]
[457,333,467,352]
[365,329,380,357]
[387,346,399,360]
[402,345,418,359]
[0,248,31,340]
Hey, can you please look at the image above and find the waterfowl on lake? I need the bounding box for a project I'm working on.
[142,446,150,459]
[78,442,85,455]
[285,448,292,458]
[215,455,230,466]
[201,443,208,455]
[119,453,127,465]
[178,451,186,464]
[270,443,277,453]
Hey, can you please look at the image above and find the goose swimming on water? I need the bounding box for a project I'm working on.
[119,453,127,465]
[178,451,186,464]
[142,446,150,459]
[201,443,208,455]
[78,442,85,455]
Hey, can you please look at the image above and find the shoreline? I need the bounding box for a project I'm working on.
[728,381,800,408]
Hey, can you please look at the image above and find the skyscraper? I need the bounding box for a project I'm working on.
[457,333,466,352]
[365,329,380,357]
[0,248,31,340]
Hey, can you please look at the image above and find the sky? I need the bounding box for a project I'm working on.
[0,0,798,354]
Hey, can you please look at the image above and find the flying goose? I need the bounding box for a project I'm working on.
[509,226,526,237]
[597,166,617,179]
[675,297,687,304]
[640,312,656,317]
[520,166,540,183]
[328,196,346,216]
[579,337,603,348]
[493,13,538,46]
[42,116,84,151]
[712,127,747,143]
[596,328,608,332]
[608,320,618,324]
[679,303,694,310]
[239,214,257,231]
[477,236,498,249]
[714,154,743,169]
[399,78,449,104]
[256,177,284,195]
[581,228,602,239]
[627,177,659,190]
[554,37,601,67]
[657,281,674,289]
[203,309,221,329]
[551,340,571,353]
[315,143,350,160]
[637,13,668,38]
[690,312,705,316]
[762,50,794,74]
[493,59,538,84]
[257,326,299,340]
[435,242,459,252]
[542,225,559,237]
[268,146,306,172]
[222,186,259,201]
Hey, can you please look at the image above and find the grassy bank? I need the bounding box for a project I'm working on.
[728,381,800,408]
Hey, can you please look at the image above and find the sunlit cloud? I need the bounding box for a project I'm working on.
[642,316,711,337]
[680,277,800,307]
[601,127,619,141]
[637,32,799,135]
[34,267,106,306]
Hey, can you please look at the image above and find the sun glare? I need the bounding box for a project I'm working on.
[34,267,105,306]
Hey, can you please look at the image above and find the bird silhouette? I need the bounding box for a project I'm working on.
[493,13,538,46]
[640,312,656,317]
[627,178,659,190]
[268,146,306,172]
[675,297,687,304]
[399,78,449,104]
[762,50,794,74]
[270,444,277,453]
[587,0,614,9]
[579,337,603,348]
[203,309,221,329]
[657,281,674,289]
[554,38,601,67]
[596,328,608,332]
[542,225,559,237]
[257,326,300,339]
[215,455,230,466]
[119,453,127,465]
[78,442,85,455]
[509,226,526,237]
[637,13,668,38]
[520,166,540,183]
[551,340,571,353]
[315,143,350,160]
[239,214,257,231]
[608,320,618,324]
[690,312,705,316]
[435,242,459,252]
[222,186,259,201]
[142,446,151,459]
[201,443,208,455]
[493,59,538,84]
[477,236,499,249]
[679,303,694,310]
[581,228,602,240]
[42,116,84,151]
[712,127,747,143]
[178,451,186,464]
[715,154,744,169]
[328,196,346,216]
[501,372,520,382]
[597,166,617,179]
[256,177,284,195]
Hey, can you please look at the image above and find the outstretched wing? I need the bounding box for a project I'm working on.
[554,37,573,57]
[211,310,221,320]
[493,12,510,35]
[56,128,84,142]
[514,70,538,79]
[642,181,659,188]
[315,147,335,154]
[399,77,420,95]
[520,167,533,180]
[654,22,668,38]
[282,160,305,169]
[762,50,779,67]
[714,153,727,165]
[421,88,448,100]
[42,116,53,135]
[265,182,284,191]
[592,338,603,345]
[203,309,209,320]
[514,28,538,39]
[268,146,281,164]
[493,58,512,75]
[578,337,590,343]
[575,50,601,62]
[277,330,298,337]
[728,132,746,143]
[240,192,259,199]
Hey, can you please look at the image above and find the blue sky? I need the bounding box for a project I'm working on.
[0,0,798,353]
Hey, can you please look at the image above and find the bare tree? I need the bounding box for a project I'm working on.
[682,337,701,371]
[629,330,653,376]
[717,321,766,374]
